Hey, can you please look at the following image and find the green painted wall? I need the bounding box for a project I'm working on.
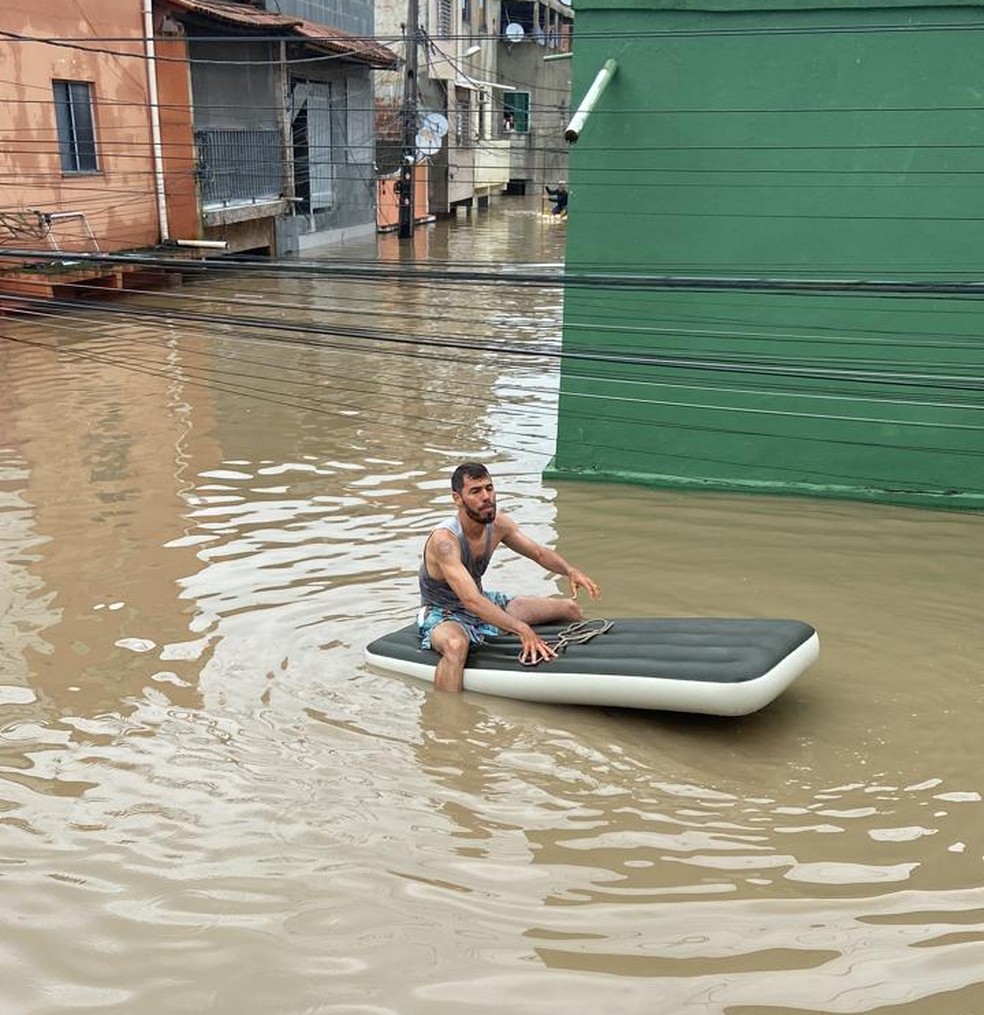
[550,2,984,508]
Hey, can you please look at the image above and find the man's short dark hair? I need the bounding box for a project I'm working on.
[451,462,490,493]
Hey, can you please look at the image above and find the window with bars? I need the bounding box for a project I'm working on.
[455,90,472,147]
[53,80,98,173]
[437,0,452,38]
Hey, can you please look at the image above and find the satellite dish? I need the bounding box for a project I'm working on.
[422,112,449,138]
[504,22,525,42]
[414,128,441,159]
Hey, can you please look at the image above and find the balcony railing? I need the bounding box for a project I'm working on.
[194,128,284,209]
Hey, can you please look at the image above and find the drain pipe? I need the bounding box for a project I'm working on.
[171,239,228,249]
[564,58,618,144]
[143,0,170,241]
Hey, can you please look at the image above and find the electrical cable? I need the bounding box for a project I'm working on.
[4,326,980,492]
[4,283,982,401]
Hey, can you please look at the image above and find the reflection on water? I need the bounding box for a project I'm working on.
[1,202,982,1013]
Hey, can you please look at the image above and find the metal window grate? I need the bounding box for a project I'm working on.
[195,128,284,208]
[437,0,452,38]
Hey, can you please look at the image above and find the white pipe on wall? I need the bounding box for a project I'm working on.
[143,0,171,241]
[564,59,618,144]
[172,239,228,249]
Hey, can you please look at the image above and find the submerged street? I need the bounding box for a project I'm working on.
[1,202,983,1013]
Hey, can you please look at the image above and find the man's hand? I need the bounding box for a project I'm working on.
[567,567,600,602]
[517,622,557,667]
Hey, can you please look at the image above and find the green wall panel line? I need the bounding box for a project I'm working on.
[574,1,984,12]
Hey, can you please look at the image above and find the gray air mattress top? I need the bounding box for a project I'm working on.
[366,617,816,684]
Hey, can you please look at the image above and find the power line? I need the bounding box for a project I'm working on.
[3,282,981,398]
[4,315,981,491]
[7,246,984,295]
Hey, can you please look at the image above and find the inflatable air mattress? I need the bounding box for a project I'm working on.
[364,617,819,716]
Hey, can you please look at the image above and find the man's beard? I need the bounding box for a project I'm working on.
[464,502,496,524]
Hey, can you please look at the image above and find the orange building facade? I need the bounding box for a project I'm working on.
[0,1,166,254]
[1,0,397,260]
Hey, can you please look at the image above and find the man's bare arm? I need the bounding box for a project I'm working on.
[498,516,601,600]
[426,530,556,663]
[428,532,527,634]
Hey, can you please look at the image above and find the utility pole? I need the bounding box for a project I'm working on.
[398,0,419,240]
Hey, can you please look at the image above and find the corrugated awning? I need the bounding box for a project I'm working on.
[292,20,398,68]
[166,0,399,68]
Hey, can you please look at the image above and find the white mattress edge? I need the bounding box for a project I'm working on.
[364,631,820,716]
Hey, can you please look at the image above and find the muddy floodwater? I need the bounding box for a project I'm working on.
[1,203,982,1014]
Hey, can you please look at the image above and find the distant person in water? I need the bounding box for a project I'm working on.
[545,179,568,215]
[418,462,600,692]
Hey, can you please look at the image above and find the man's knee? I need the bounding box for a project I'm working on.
[563,598,584,622]
[435,626,470,662]
[506,595,584,625]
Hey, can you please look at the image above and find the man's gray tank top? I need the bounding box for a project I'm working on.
[419,515,493,610]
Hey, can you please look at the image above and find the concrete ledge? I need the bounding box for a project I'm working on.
[202,200,289,227]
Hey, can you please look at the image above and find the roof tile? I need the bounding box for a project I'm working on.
[166,0,398,67]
